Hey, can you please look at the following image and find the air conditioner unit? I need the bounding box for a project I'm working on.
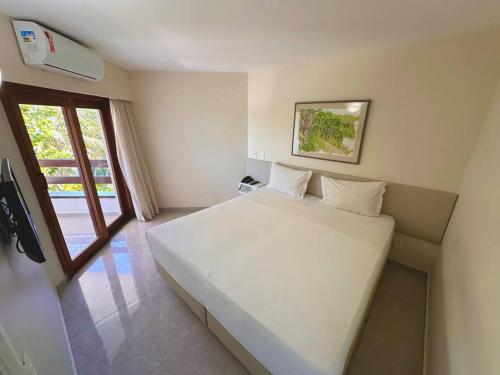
[12,20,105,82]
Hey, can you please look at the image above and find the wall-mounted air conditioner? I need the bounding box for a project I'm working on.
[12,20,105,82]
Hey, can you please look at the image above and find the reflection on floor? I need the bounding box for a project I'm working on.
[59,210,427,375]
[58,213,121,259]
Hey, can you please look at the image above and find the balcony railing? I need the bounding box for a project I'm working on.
[40,159,120,219]
[39,159,114,198]
[39,159,112,185]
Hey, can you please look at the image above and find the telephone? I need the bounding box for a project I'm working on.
[240,176,260,185]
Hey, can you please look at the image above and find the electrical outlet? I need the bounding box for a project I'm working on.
[394,238,403,249]
[258,151,266,160]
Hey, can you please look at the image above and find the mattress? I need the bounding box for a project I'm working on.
[147,188,395,375]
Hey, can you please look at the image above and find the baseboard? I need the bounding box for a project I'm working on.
[388,256,428,274]
[159,207,206,212]
[422,273,431,375]
[56,276,69,294]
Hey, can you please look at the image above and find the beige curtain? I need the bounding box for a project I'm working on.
[110,99,159,221]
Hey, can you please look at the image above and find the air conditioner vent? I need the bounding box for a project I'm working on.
[12,20,105,82]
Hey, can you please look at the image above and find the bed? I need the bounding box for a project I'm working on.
[147,188,395,375]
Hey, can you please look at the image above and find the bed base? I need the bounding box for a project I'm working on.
[155,259,385,375]
[155,261,271,375]
[155,261,207,324]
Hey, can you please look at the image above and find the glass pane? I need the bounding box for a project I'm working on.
[20,104,98,259]
[77,108,122,226]
[50,184,97,259]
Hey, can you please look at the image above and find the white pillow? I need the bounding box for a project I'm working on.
[321,176,387,216]
[267,163,312,198]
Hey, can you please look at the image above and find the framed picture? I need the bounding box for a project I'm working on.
[291,100,371,164]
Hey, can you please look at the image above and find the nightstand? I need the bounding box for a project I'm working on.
[238,182,265,194]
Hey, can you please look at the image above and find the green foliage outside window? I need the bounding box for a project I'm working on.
[20,104,113,193]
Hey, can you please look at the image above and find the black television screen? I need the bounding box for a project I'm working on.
[0,159,45,263]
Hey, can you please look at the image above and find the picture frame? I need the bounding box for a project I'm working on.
[291,100,371,164]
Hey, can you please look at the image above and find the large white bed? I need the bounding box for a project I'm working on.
[147,188,395,375]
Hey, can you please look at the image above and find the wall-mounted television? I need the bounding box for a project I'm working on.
[0,159,45,263]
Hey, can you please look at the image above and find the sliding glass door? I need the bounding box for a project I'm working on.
[20,103,100,259]
[76,107,123,227]
[1,83,133,276]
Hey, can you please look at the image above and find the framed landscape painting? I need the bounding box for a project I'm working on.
[291,100,371,164]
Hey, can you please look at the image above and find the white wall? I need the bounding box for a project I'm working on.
[0,240,76,375]
[426,80,500,374]
[130,71,247,207]
[248,29,500,193]
[0,12,133,286]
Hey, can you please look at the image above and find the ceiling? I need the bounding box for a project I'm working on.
[1,0,500,72]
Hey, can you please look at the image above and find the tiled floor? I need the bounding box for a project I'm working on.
[57,213,121,258]
[59,210,427,375]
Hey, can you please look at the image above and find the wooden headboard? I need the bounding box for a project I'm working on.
[247,158,458,245]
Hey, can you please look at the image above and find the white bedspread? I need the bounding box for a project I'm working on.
[147,189,395,375]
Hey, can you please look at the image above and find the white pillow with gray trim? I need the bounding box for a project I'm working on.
[321,176,387,216]
[267,163,312,198]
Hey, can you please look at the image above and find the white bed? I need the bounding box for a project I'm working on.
[147,188,395,375]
